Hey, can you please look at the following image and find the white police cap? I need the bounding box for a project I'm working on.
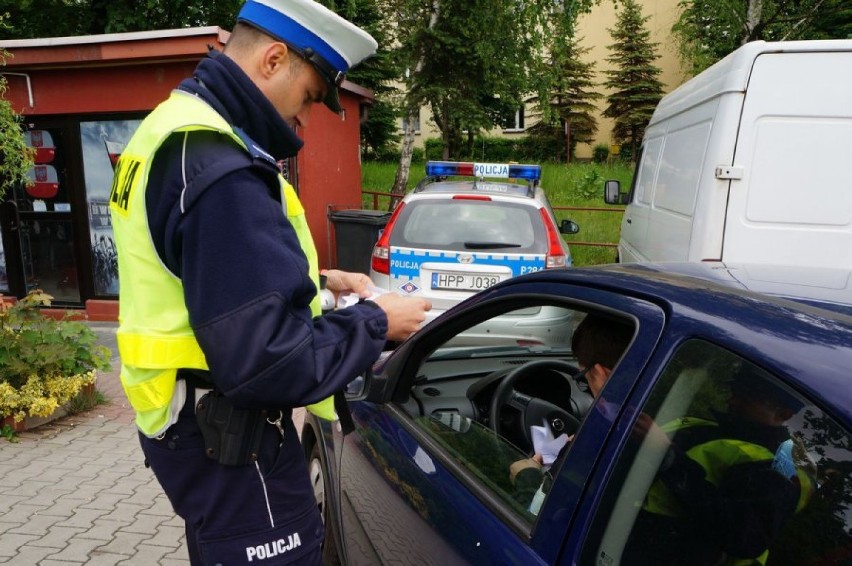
[237,0,378,113]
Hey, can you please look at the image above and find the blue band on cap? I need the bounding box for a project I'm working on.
[238,1,348,75]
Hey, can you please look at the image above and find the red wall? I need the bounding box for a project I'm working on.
[4,63,198,115]
[298,96,365,270]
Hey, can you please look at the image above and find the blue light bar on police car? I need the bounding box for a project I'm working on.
[425,161,541,181]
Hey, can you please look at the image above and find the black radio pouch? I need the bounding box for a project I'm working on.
[195,391,267,466]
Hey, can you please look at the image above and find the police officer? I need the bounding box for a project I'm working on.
[625,369,815,565]
[108,1,430,563]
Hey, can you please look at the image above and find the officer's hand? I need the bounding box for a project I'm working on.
[322,269,373,298]
[372,293,431,341]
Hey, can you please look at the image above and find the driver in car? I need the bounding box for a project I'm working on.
[509,313,634,514]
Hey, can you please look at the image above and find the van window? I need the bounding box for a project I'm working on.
[653,121,711,216]
[635,137,663,205]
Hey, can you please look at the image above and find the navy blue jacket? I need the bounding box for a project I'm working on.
[145,50,388,410]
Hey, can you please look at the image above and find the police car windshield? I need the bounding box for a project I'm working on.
[392,200,545,253]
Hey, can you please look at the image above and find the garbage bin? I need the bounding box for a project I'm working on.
[327,209,391,274]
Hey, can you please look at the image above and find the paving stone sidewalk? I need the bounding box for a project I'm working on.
[0,322,306,565]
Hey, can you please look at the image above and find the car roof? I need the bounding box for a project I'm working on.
[627,262,852,315]
[415,179,536,197]
[412,161,546,201]
[498,261,852,328]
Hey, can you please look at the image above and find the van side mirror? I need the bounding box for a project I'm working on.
[560,219,580,235]
[604,180,628,205]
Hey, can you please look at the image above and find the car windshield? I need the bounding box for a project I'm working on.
[392,199,545,253]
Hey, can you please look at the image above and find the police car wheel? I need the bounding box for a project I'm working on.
[309,441,341,566]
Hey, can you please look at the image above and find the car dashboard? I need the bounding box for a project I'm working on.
[399,348,588,450]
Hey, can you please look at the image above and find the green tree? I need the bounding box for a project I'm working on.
[396,0,543,160]
[386,0,599,196]
[0,17,34,201]
[1,0,400,158]
[0,79,32,200]
[0,1,242,38]
[603,0,664,161]
[318,0,400,158]
[673,0,852,75]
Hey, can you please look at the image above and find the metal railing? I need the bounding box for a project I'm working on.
[361,190,624,249]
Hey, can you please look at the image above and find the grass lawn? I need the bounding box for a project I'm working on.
[361,160,634,266]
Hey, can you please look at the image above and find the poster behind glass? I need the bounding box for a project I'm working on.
[81,119,142,296]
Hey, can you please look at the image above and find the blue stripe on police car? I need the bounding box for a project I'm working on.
[389,247,545,279]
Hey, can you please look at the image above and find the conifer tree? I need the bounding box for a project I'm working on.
[528,34,600,163]
[602,0,664,161]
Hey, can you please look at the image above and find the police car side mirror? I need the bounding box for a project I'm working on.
[560,219,580,235]
[604,180,628,205]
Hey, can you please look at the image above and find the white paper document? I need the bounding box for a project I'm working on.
[531,421,570,466]
[336,285,388,309]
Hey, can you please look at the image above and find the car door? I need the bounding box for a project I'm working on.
[564,330,852,564]
[335,278,666,565]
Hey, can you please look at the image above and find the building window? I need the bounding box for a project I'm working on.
[504,107,525,133]
[400,109,421,134]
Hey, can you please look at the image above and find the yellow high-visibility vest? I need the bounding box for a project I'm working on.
[109,90,334,436]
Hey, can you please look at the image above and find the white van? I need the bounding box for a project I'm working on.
[605,39,852,268]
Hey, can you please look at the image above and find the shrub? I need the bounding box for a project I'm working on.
[364,145,399,163]
[424,138,443,160]
[0,291,111,422]
[592,144,610,163]
[518,133,565,163]
[575,166,602,200]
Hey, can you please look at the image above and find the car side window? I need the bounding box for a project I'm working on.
[583,339,852,565]
[400,304,635,526]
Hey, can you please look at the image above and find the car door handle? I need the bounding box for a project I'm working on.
[626,218,632,224]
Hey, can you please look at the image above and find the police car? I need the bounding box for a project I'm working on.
[370,161,578,342]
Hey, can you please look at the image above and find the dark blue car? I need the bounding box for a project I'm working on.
[302,263,852,565]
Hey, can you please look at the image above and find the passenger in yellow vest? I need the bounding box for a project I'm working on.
[624,370,815,565]
[108,1,430,564]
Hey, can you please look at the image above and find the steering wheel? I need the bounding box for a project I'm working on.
[489,360,587,450]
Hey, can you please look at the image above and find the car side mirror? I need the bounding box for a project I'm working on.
[604,180,628,205]
[560,219,580,235]
[345,360,390,404]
